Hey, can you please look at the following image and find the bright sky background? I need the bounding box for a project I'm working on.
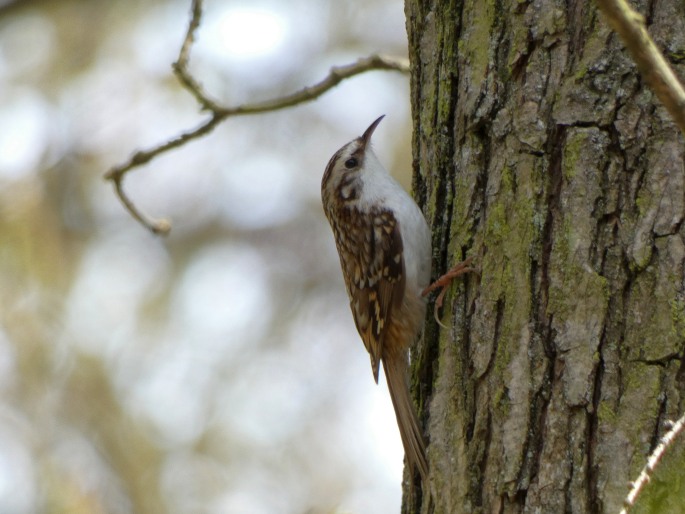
[206,6,288,60]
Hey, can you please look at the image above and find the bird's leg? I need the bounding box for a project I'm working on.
[421,256,477,325]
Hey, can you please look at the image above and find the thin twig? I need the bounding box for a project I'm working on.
[104,0,409,234]
[620,414,685,513]
[113,176,171,235]
[106,54,409,181]
[105,112,220,182]
[595,0,685,133]
[215,55,410,116]
[171,0,220,111]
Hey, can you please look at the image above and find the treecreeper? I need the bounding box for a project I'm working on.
[321,115,474,484]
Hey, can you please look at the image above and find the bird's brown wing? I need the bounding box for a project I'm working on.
[334,207,406,383]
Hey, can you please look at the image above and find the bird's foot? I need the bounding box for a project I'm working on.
[421,256,477,327]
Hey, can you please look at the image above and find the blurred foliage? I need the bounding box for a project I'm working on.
[0,0,414,512]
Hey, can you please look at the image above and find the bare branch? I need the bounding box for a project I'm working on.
[106,54,409,181]
[113,175,172,235]
[104,112,220,181]
[214,54,410,116]
[596,0,685,134]
[172,0,220,112]
[620,414,685,513]
[104,0,409,234]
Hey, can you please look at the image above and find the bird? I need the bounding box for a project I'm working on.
[321,115,475,483]
[321,115,433,481]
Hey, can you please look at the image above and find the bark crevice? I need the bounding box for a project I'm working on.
[406,0,685,511]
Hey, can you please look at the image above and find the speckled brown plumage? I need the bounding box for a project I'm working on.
[328,205,405,381]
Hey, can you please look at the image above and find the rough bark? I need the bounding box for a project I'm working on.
[404,0,685,512]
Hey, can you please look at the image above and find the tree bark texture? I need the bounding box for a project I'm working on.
[404,0,685,512]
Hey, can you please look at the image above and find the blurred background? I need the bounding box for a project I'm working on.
[0,0,414,512]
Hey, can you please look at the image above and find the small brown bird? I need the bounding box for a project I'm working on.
[321,115,432,481]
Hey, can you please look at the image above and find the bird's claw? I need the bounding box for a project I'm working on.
[422,256,478,326]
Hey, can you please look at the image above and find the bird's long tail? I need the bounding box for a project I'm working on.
[383,352,428,482]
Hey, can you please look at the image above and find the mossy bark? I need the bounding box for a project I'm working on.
[404,0,685,512]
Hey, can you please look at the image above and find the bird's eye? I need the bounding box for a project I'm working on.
[344,157,358,169]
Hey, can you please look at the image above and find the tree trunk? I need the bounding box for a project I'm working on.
[404,0,685,512]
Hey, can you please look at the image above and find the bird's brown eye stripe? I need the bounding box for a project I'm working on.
[321,149,343,187]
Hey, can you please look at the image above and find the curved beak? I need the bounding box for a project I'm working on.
[360,115,385,149]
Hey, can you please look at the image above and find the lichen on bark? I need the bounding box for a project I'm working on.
[405,0,685,512]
